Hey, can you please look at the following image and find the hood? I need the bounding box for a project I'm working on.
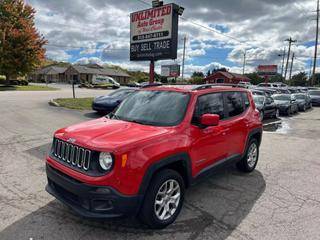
[310,95,320,99]
[94,95,122,103]
[296,99,305,104]
[55,118,173,151]
[274,100,290,106]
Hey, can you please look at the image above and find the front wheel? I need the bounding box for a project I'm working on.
[259,111,264,122]
[139,169,185,229]
[237,138,259,172]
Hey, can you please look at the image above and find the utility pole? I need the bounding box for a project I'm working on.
[280,47,286,77]
[149,60,155,83]
[312,0,320,86]
[181,35,187,81]
[242,50,246,75]
[289,52,295,84]
[309,58,313,83]
[284,37,297,80]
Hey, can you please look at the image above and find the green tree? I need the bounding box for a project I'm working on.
[189,76,205,84]
[245,72,264,85]
[0,0,47,84]
[291,72,308,86]
[192,71,205,78]
[269,74,284,83]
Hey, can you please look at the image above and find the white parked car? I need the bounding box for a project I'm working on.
[92,75,120,89]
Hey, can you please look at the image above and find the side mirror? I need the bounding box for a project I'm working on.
[200,114,220,127]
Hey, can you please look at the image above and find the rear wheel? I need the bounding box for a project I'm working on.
[237,138,259,172]
[139,169,185,229]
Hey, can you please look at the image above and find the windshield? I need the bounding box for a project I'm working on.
[309,90,320,96]
[109,89,134,98]
[112,90,190,126]
[253,96,265,105]
[272,95,291,101]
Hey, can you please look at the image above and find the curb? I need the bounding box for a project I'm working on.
[48,99,60,107]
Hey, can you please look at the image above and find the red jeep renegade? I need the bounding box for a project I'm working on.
[46,84,262,229]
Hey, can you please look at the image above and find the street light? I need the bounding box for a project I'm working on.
[152,0,163,7]
[178,6,185,16]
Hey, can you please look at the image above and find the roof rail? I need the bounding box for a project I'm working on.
[192,83,246,91]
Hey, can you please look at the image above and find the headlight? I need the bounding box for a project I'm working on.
[99,152,113,171]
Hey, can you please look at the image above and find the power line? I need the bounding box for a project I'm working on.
[134,0,245,44]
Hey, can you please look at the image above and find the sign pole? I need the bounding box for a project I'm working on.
[150,60,155,83]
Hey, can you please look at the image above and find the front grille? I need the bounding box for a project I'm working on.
[52,138,92,171]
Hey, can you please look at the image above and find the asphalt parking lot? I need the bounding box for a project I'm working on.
[1,85,320,240]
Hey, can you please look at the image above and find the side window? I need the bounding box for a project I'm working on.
[225,92,245,118]
[192,93,224,124]
[242,92,250,109]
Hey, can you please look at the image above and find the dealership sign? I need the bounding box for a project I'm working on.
[257,65,278,76]
[161,64,180,77]
[130,4,179,61]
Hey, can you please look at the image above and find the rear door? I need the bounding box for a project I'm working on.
[222,91,248,156]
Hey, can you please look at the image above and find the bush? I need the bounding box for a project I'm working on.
[189,76,205,84]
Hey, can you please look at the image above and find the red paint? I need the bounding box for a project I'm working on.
[46,86,262,196]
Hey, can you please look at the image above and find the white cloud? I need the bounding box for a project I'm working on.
[29,0,318,76]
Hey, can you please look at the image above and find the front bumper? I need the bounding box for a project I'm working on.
[311,99,320,106]
[278,105,289,114]
[46,164,142,219]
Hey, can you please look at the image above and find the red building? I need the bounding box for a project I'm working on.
[204,71,251,84]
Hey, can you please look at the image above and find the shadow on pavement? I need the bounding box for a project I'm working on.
[0,166,265,240]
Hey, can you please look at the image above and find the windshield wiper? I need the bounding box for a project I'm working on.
[106,112,122,120]
[127,119,155,126]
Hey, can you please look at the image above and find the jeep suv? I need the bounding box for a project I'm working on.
[46,84,262,229]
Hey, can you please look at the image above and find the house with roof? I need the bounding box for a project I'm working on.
[28,66,68,83]
[204,70,251,84]
[64,64,131,84]
[29,64,131,85]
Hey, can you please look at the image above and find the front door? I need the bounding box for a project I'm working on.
[189,92,230,174]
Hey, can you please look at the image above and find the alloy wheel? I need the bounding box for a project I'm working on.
[247,143,258,168]
[154,179,181,221]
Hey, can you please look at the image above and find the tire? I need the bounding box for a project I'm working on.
[236,138,259,173]
[287,107,292,116]
[139,169,185,229]
[259,111,264,122]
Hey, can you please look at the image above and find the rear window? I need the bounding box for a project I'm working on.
[225,92,245,117]
[242,92,250,109]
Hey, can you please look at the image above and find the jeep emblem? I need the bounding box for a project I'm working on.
[67,138,76,143]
